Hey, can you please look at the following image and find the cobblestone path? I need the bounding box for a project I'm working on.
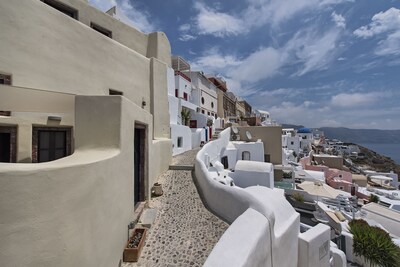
[123,149,228,267]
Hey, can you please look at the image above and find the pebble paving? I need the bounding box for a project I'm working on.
[123,148,228,267]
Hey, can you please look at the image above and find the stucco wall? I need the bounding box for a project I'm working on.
[0,0,159,115]
[0,96,171,267]
[33,0,171,66]
[237,126,283,165]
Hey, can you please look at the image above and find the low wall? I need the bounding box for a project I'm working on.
[204,208,272,267]
[298,224,331,267]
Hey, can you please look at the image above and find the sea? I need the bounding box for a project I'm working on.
[360,143,400,165]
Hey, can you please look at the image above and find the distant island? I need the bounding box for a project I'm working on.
[282,124,400,144]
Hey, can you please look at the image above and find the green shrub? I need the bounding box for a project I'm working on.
[370,194,380,203]
[292,192,305,203]
[349,219,400,267]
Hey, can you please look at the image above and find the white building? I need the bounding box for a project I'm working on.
[187,71,218,119]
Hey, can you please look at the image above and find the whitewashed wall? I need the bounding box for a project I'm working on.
[171,124,192,156]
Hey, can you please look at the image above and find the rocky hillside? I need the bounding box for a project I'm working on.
[320,127,400,144]
[351,144,400,177]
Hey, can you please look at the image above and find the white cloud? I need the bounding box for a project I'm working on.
[190,47,242,73]
[194,3,246,37]
[330,92,379,107]
[229,47,284,83]
[179,34,197,42]
[354,8,400,38]
[376,31,400,56]
[331,12,346,28]
[179,23,191,32]
[354,8,400,56]
[89,0,156,33]
[287,28,342,76]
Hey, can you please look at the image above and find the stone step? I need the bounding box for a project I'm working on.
[169,164,194,171]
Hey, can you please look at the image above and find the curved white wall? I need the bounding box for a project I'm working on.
[204,208,273,267]
[194,128,300,267]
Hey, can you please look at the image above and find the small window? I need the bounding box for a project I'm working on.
[264,154,271,162]
[242,151,251,161]
[0,111,11,116]
[211,102,214,108]
[207,111,210,115]
[109,89,123,95]
[201,97,205,105]
[42,0,78,19]
[290,141,294,145]
[0,73,12,85]
[175,89,179,97]
[201,110,205,114]
[91,22,112,38]
[177,137,183,148]
[339,186,344,190]
[183,92,188,101]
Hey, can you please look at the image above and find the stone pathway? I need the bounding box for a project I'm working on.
[123,149,228,267]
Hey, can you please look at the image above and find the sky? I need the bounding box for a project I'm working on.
[89,0,400,130]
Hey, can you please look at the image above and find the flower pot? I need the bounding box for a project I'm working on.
[123,228,147,262]
[152,183,163,196]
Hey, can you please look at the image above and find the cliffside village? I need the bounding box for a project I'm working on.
[1,1,399,267]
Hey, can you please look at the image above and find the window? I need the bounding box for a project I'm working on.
[0,111,11,116]
[201,110,205,114]
[207,111,210,115]
[183,92,188,101]
[201,97,205,105]
[42,0,78,19]
[242,151,251,160]
[175,89,179,97]
[91,22,112,38]
[221,156,229,169]
[0,73,11,85]
[177,137,183,148]
[32,127,72,163]
[109,89,123,95]
[211,102,214,108]
[264,154,271,162]
[290,141,294,145]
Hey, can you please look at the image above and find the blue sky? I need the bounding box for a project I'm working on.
[89,0,400,130]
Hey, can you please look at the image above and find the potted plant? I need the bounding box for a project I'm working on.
[349,219,400,267]
[181,109,190,126]
[123,228,147,262]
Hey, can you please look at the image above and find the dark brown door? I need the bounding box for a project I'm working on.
[134,125,146,206]
[38,130,66,162]
[0,132,11,162]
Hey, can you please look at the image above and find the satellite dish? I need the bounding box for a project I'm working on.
[231,126,238,141]
[232,126,239,134]
[245,131,252,141]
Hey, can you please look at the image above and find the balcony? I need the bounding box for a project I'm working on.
[175,71,191,82]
